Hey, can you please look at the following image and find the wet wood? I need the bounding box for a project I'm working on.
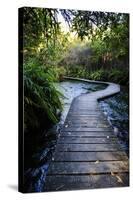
[61,131,117,137]
[58,137,119,144]
[44,173,129,191]
[55,143,126,152]
[44,78,129,191]
[54,152,128,162]
[47,161,128,175]
[63,127,113,132]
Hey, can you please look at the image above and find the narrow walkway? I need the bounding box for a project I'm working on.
[44,78,129,191]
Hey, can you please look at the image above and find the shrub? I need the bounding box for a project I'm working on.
[64,65,129,86]
[24,61,62,135]
[109,69,129,85]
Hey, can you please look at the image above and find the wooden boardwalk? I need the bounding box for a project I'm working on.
[44,78,129,191]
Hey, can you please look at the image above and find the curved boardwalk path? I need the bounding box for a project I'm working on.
[44,77,129,191]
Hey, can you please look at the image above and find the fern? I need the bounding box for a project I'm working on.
[24,61,62,133]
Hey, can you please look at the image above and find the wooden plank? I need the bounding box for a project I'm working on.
[64,121,110,128]
[58,137,119,144]
[66,116,107,119]
[64,119,108,124]
[65,119,108,123]
[69,109,101,111]
[61,131,116,137]
[65,118,107,123]
[55,144,126,152]
[66,115,106,118]
[47,161,128,175]
[64,123,109,127]
[68,112,103,116]
[63,124,111,128]
[53,152,128,162]
[44,173,129,191]
[67,114,105,117]
[63,127,113,132]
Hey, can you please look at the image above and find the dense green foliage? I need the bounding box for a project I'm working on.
[59,10,129,84]
[24,59,62,133]
[60,12,129,84]
[65,67,128,85]
[22,8,70,135]
[23,58,63,169]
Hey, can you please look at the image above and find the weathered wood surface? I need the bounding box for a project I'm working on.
[45,173,129,191]
[55,144,126,152]
[53,152,128,162]
[44,78,129,191]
